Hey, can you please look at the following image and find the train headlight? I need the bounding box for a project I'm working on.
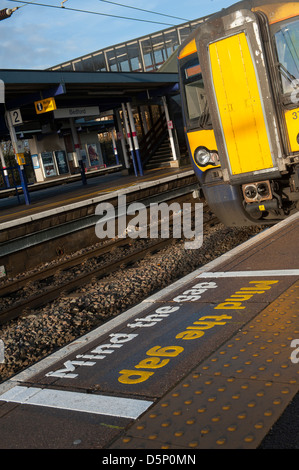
[194,147,219,167]
[210,152,220,165]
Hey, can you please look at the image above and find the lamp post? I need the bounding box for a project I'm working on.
[0,8,19,20]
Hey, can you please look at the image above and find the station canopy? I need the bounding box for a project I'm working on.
[0,68,179,138]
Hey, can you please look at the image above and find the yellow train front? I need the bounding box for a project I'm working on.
[178,0,299,226]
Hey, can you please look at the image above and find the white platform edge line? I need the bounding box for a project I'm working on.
[198,269,299,278]
[1,211,299,394]
[0,385,153,419]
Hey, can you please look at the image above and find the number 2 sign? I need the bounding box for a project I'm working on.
[9,108,23,126]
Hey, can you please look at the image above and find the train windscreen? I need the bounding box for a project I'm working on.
[181,56,211,128]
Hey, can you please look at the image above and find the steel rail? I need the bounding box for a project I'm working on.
[0,194,205,296]
[0,201,217,325]
[0,237,176,325]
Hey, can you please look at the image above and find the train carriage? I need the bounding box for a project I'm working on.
[178,0,299,226]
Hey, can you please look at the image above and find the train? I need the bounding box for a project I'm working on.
[178,0,299,226]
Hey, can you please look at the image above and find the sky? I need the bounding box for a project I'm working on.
[0,0,236,69]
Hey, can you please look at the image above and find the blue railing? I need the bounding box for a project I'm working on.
[0,165,31,204]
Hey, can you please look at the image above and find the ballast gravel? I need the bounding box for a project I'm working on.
[0,223,264,383]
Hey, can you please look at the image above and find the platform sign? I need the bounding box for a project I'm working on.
[54,106,99,119]
[9,108,23,126]
[15,140,26,165]
[16,153,26,165]
[31,154,40,169]
[34,97,57,114]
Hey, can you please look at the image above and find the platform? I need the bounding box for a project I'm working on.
[0,166,191,225]
[0,212,299,449]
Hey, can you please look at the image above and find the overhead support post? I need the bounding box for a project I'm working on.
[0,144,10,187]
[69,117,87,185]
[126,102,144,176]
[0,79,9,188]
[115,110,130,170]
[5,110,30,205]
[121,103,138,177]
[162,95,178,162]
[140,106,149,135]
[111,129,119,165]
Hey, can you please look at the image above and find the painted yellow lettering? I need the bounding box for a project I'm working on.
[176,330,205,340]
[214,301,245,310]
[238,289,266,293]
[118,369,154,384]
[250,280,278,287]
[198,315,232,321]
[192,320,230,329]
[135,357,170,369]
[230,294,253,301]
[147,345,184,357]
[240,280,278,292]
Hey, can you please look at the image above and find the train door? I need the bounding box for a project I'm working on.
[195,9,285,184]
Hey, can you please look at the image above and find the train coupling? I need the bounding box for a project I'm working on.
[242,180,272,204]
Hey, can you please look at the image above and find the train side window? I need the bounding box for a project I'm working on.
[274,18,299,94]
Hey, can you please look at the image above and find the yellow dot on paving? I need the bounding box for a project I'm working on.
[189,441,198,448]
[216,437,227,445]
[227,425,237,432]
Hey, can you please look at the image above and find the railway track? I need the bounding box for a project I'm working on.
[0,199,218,325]
[0,238,176,324]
